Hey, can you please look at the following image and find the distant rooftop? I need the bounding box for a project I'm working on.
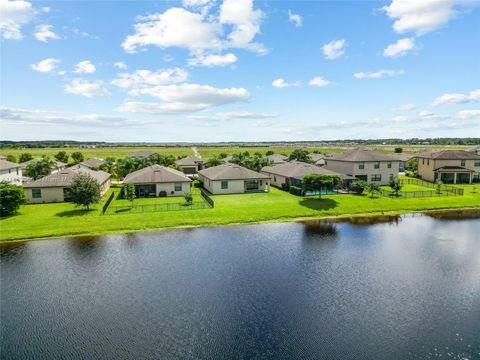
[24,167,110,188]
[262,161,352,180]
[416,150,480,160]
[124,164,191,184]
[199,164,269,181]
[175,156,204,166]
[326,148,399,162]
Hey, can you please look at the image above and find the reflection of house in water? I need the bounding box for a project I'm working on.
[302,220,338,239]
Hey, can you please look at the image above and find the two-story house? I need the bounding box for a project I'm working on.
[323,148,400,185]
[416,150,480,184]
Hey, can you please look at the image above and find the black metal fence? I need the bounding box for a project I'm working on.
[101,192,115,215]
[399,178,464,195]
[105,201,211,214]
[201,189,215,208]
[379,178,464,198]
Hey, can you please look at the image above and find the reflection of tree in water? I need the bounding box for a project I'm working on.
[346,214,400,226]
[68,236,103,254]
[0,241,28,259]
[425,209,480,221]
[302,220,338,240]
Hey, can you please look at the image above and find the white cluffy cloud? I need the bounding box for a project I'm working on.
[34,24,59,42]
[399,103,417,111]
[272,78,300,88]
[189,111,280,122]
[188,53,237,67]
[122,0,265,55]
[456,110,480,120]
[322,39,346,60]
[114,61,128,69]
[354,69,405,79]
[431,89,480,107]
[383,0,479,36]
[74,60,96,74]
[383,38,415,57]
[288,10,302,27]
[64,79,111,97]
[30,58,60,73]
[112,68,188,89]
[117,83,249,114]
[0,0,35,39]
[309,76,331,87]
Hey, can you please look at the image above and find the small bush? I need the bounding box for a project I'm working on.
[289,186,303,196]
[350,179,367,194]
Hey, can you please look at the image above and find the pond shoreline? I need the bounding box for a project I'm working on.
[2,206,479,244]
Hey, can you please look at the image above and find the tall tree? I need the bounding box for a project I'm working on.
[123,183,136,208]
[389,177,403,196]
[55,151,69,163]
[289,149,310,162]
[71,151,84,164]
[24,157,56,180]
[366,183,380,198]
[18,153,33,163]
[69,173,101,210]
[302,174,341,198]
[0,182,27,217]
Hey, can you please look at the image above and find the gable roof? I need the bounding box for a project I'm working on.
[23,167,110,188]
[130,150,158,158]
[326,148,399,162]
[266,154,288,164]
[0,159,20,171]
[261,161,352,180]
[19,158,66,170]
[199,164,269,181]
[175,156,204,166]
[309,153,325,162]
[123,164,191,184]
[79,158,105,169]
[394,153,414,162]
[415,150,480,160]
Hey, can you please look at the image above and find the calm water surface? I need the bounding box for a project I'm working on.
[1,214,480,359]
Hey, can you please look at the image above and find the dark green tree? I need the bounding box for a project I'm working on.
[18,153,33,163]
[389,177,403,196]
[69,173,101,210]
[184,192,193,206]
[206,156,223,167]
[25,157,56,180]
[55,151,69,163]
[265,150,274,156]
[0,182,27,217]
[394,147,403,153]
[366,183,380,198]
[71,151,84,164]
[302,173,341,199]
[350,179,367,194]
[289,149,310,162]
[6,155,16,163]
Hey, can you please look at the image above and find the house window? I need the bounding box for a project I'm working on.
[387,161,392,169]
[273,176,277,182]
[427,159,429,166]
[371,174,382,182]
[422,159,425,165]
[174,183,182,191]
[373,161,380,169]
[358,162,365,170]
[475,160,480,167]
[32,188,42,198]
[473,173,480,183]
[221,180,228,189]
[460,160,466,167]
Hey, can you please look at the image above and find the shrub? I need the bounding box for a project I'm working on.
[184,192,193,205]
[350,179,367,194]
[69,173,101,210]
[289,186,303,196]
[18,153,33,163]
[0,182,27,217]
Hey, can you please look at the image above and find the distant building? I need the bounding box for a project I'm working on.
[175,156,204,174]
[198,164,270,194]
[309,153,326,166]
[78,158,105,170]
[0,160,22,185]
[266,154,288,165]
[123,164,191,197]
[324,148,400,185]
[130,150,159,158]
[20,158,67,174]
[23,167,111,203]
[416,150,480,184]
[395,153,414,172]
[261,161,352,189]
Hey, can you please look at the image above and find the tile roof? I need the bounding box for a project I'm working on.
[124,164,191,184]
[416,150,480,160]
[261,161,352,180]
[199,164,270,180]
[326,148,399,162]
[24,167,111,188]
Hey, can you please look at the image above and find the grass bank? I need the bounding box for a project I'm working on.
[1,184,479,242]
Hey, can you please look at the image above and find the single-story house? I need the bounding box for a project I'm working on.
[324,148,400,185]
[23,167,111,203]
[78,158,105,169]
[198,164,270,194]
[309,153,326,166]
[20,158,67,174]
[123,164,191,197]
[175,156,204,174]
[266,154,288,165]
[0,159,22,185]
[261,161,352,189]
[416,150,480,184]
[130,150,159,158]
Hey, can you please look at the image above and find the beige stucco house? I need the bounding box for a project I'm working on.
[0,160,22,185]
[198,164,270,194]
[416,150,480,184]
[123,164,191,197]
[23,167,111,204]
[175,156,204,174]
[324,148,400,185]
[261,161,352,189]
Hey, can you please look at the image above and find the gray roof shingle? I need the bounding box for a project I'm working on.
[199,164,269,180]
[261,161,352,180]
[130,150,159,158]
[19,158,66,170]
[124,165,191,184]
[326,148,399,162]
[23,167,111,188]
[0,159,20,171]
[175,156,204,166]
[416,150,480,160]
[80,158,105,169]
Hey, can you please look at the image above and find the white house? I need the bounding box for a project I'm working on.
[0,160,22,185]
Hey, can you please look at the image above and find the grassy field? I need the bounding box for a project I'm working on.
[1,183,478,242]
[1,144,474,162]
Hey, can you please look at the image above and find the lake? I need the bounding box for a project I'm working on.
[1,214,479,359]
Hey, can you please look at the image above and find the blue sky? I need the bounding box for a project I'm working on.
[1,0,479,142]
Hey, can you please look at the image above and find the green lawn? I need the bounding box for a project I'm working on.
[1,184,479,242]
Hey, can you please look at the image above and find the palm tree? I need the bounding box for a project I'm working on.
[24,157,56,180]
